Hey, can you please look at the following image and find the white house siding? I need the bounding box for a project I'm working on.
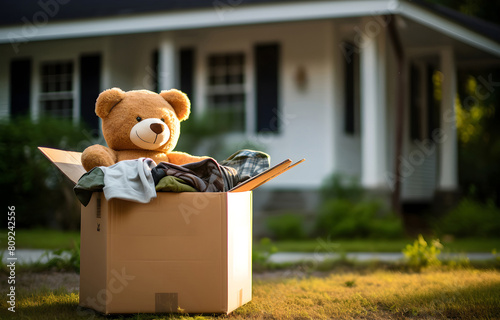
[0,37,108,122]
[105,33,160,91]
[176,21,337,189]
[401,142,437,201]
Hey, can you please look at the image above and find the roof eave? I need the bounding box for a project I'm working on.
[0,0,499,58]
[398,1,500,58]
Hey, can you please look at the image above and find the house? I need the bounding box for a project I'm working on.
[1,0,500,218]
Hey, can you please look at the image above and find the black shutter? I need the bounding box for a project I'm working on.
[410,64,422,141]
[255,43,280,133]
[10,58,31,116]
[343,42,355,134]
[152,50,159,92]
[79,54,101,131]
[179,48,195,105]
[427,65,439,139]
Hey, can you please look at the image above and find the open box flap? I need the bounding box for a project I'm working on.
[228,158,305,192]
[38,147,305,191]
[38,147,86,184]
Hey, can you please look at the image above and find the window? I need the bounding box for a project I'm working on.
[206,53,245,132]
[39,61,74,118]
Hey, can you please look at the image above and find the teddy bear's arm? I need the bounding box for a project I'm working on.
[81,144,118,171]
[168,151,211,165]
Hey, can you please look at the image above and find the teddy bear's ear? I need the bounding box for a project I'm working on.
[95,87,125,118]
[160,89,191,121]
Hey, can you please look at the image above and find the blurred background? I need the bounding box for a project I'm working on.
[1,0,499,245]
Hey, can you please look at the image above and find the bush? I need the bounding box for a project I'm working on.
[0,116,94,229]
[315,198,404,239]
[266,212,307,240]
[41,241,80,273]
[315,173,404,239]
[320,174,364,202]
[402,234,442,271]
[252,237,278,269]
[433,197,500,238]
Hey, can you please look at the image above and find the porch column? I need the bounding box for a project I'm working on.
[360,30,387,188]
[438,47,458,190]
[158,32,176,90]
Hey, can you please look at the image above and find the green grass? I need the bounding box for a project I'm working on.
[0,228,80,250]
[2,229,499,254]
[255,237,500,253]
[0,269,499,319]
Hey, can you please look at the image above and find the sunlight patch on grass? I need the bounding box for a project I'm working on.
[1,270,499,319]
[235,269,500,319]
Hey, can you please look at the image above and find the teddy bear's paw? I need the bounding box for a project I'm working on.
[82,145,117,171]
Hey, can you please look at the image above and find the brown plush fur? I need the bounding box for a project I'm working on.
[81,88,208,171]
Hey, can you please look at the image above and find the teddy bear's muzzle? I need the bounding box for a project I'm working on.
[129,118,170,150]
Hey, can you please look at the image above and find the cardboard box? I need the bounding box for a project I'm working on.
[39,147,303,315]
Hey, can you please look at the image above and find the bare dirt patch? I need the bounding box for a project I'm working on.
[0,271,80,292]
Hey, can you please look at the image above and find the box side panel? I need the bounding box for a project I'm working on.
[104,192,228,314]
[79,193,108,313]
[226,191,253,313]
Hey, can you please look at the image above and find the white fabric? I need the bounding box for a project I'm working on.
[101,158,157,203]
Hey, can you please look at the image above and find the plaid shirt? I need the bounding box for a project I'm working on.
[220,149,271,182]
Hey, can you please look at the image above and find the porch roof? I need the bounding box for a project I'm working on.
[1,0,499,57]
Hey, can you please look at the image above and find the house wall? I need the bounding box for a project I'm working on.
[177,21,338,189]
[0,19,372,191]
[105,34,159,91]
[0,37,107,122]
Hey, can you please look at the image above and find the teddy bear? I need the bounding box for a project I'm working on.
[81,87,208,171]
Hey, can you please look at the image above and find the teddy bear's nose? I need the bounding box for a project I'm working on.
[150,123,164,134]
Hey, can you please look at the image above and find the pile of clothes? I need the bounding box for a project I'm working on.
[74,150,270,206]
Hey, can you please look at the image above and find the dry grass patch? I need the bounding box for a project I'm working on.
[1,270,499,319]
[235,269,500,319]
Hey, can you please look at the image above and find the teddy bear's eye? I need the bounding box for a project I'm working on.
[161,118,165,122]
[136,116,142,122]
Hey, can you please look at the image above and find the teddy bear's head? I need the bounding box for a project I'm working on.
[96,88,190,152]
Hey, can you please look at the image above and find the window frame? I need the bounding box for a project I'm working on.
[34,57,80,123]
[205,52,247,133]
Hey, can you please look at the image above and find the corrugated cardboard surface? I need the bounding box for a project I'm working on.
[79,193,107,313]
[80,191,252,314]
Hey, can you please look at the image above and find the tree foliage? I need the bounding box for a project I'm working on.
[0,116,95,229]
[425,0,500,25]
[426,0,500,204]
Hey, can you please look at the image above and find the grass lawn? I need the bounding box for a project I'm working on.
[0,269,499,319]
[255,237,500,253]
[0,228,80,250]
[2,229,500,254]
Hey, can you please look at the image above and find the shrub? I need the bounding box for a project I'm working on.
[320,174,363,202]
[433,198,500,238]
[315,198,404,239]
[41,241,80,273]
[0,116,94,229]
[402,234,442,270]
[266,212,307,240]
[315,173,404,239]
[252,237,278,268]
